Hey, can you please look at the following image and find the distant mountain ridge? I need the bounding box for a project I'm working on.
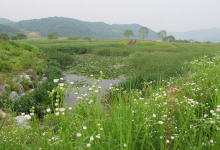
[169,28,220,42]
[0,18,14,24]
[6,17,159,40]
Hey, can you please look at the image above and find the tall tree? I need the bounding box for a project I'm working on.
[123,29,133,39]
[0,32,9,41]
[47,31,58,39]
[16,32,27,40]
[139,27,149,40]
[158,30,167,41]
[165,35,175,42]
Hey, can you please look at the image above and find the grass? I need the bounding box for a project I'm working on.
[2,39,220,149]
[1,54,220,149]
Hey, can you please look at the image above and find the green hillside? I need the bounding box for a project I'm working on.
[0,18,14,24]
[8,17,159,39]
[0,24,20,35]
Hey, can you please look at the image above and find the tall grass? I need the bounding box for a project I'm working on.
[1,54,220,149]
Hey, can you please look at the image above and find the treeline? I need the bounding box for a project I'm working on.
[0,24,21,35]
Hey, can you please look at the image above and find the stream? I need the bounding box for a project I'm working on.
[63,74,121,106]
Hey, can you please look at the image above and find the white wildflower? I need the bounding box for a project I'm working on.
[46,108,51,113]
[158,121,164,124]
[59,108,65,112]
[24,115,31,120]
[166,140,170,143]
[90,136,94,141]
[83,126,87,130]
[95,134,100,138]
[59,83,64,87]
[53,79,59,83]
[76,133,82,137]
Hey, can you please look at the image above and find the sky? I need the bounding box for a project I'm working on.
[1,0,220,32]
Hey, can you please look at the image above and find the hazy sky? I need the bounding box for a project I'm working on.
[1,0,220,32]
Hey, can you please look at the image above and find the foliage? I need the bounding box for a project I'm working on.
[164,35,175,42]
[0,32,9,41]
[12,95,36,114]
[67,35,80,40]
[158,30,167,41]
[0,24,20,35]
[10,35,18,40]
[175,39,190,43]
[123,29,133,39]
[139,26,149,40]
[16,32,28,40]
[83,36,91,41]
[47,31,58,39]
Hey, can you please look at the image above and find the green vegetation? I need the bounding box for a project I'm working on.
[0,40,63,117]
[47,31,58,39]
[123,29,133,39]
[0,32,9,41]
[1,39,220,149]
[16,32,28,40]
[139,27,149,40]
[67,36,80,40]
[1,54,220,149]
[0,24,20,35]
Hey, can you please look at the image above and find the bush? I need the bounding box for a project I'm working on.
[10,35,18,40]
[67,36,80,40]
[20,77,33,91]
[49,52,75,69]
[83,36,91,41]
[9,41,19,47]
[12,95,36,114]
[0,61,13,71]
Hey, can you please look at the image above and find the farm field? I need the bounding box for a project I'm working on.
[1,39,220,149]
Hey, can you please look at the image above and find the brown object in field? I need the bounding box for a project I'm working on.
[127,39,136,45]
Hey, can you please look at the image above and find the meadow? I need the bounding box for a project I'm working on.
[1,39,220,149]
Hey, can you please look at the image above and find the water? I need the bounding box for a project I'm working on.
[63,74,121,106]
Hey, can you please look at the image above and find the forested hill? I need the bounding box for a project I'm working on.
[0,24,21,35]
[0,18,14,24]
[7,17,159,39]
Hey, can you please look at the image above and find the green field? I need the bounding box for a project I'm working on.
[1,39,220,149]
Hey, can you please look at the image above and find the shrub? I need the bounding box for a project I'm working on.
[0,61,13,71]
[83,36,91,41]
[12,95,35,114]
[20,77,33,91]
[67,36,80,40]
[9,40,19,47]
